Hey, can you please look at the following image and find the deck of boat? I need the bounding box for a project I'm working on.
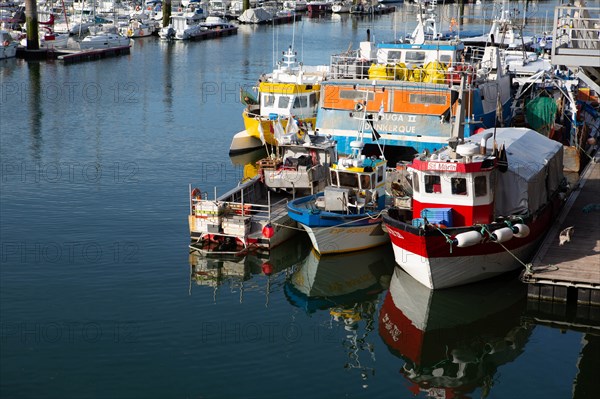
[522,155,600,306]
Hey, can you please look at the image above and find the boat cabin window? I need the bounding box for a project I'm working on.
[409,93,447,105]
[331,170,338,186]
[424,174,441,194]
[377,166,384,183]
[340,90,374,101]
[412,172,420,193]
[360,174,372,190]
[440,54,452,65]
[263,94,275,107]
[475,176,487,197]
[451,177,467,195]
[405,51,426,66]
[338,171,359,188]
[292,95,308,109]
[309,93,318,107]
[278,96,290,109]
[386,50,403,62]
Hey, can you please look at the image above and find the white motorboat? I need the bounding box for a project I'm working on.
[159,9,205,40]
[331,0,351,13]
[79,32,131,49]
[119,18,156,38]
[0,30,18,59]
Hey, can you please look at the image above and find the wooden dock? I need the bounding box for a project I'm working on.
[57,46,131,64]
[522,154,600,306]
[16,45,131,63]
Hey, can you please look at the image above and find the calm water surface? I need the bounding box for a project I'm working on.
[1,2,597,398]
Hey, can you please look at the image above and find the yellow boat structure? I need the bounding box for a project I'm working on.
[230,45,329,154]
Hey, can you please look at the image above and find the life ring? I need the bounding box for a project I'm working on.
[191,187,202,199]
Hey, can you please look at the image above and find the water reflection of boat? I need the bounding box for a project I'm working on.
[379,268,533,398]
[285,245,394,313]
[189,234,311,299]
[228,147,267,181]
[285,246,395,385]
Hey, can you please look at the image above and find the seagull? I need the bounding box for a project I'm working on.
[559,226,575,246]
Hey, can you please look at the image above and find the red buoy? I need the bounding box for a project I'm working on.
[262,223,274,239]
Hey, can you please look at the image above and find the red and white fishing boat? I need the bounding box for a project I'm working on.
[382,85,566,289]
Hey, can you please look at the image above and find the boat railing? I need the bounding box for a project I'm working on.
[551,5,600,68]
[330,52,487,85]
[190,179,288,222]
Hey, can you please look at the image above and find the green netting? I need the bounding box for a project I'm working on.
[525,96,557,136]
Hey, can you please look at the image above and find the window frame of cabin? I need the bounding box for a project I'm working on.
[331,170,338,186]
[405,51,426,65]
[451,177,468,196]
[263,94,275,107]
[278,95,291,109]
[377,167,384,183]
[409,93,447,105]
[309,92,318,107]
[360,174,373,190]
[293,95,308,110]
[386,50,403,62]
[440,55,452,65]
[424,174,442,194]
[412,172,420,193]
[339,90,374,101]
[338,171,359,188]
[474,175,487,197]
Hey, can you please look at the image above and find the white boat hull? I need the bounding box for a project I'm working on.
[391,240,539,290]
[301,221,389,255]
[79,34,131,49]
[229,130,264,154]
[0,43,17,59]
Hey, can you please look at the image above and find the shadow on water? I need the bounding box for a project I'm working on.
[379,268,532,398]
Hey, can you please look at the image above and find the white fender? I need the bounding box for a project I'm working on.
[512,223,530,238]
[454,230,483,247]
[491,227,514,243]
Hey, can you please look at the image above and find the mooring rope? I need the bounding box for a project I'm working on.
[477,224,533,272]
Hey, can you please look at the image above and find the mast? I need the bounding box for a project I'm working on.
[451,75,467,141]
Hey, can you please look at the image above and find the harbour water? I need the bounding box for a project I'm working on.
[1,2,598,398]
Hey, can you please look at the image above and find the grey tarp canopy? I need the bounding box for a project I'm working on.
[470,128,564,217]
[238,8,272,24]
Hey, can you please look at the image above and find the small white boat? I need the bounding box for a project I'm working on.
[331,0,351,13]
[38,28,70,48]
[159,9,205,40]
[0,30,18,59]
[79,32,131,49]
[23,14,70,49]
[119,18,156,38]
[283,0,308,12]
